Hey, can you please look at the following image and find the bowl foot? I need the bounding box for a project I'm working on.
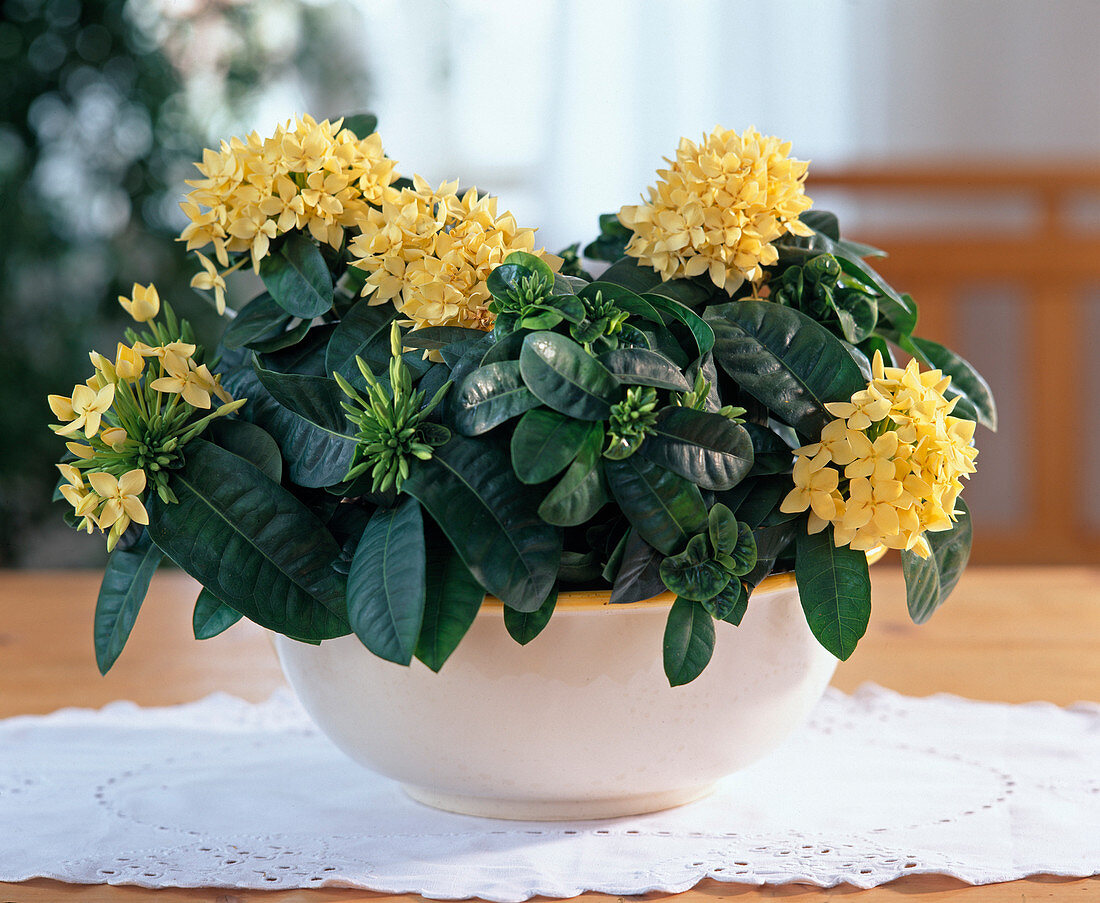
[401,782,718,821]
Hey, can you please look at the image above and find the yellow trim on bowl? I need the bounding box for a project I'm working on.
[480,545,887,611]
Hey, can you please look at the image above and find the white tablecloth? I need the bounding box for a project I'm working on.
[1,684,1097,901]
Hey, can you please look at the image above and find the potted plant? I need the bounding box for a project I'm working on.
[48,117,993,819]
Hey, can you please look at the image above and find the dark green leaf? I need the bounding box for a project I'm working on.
[192,589,243,640]
[660,545,731,602]
[598,256,663,294]
[347,497,426,665]
[94,530,162,674]
[905,336,997,431]
[205,419,281,483]
[147,439,349,640]
[519,331,621,420]
[258,323,335,375]
[342,113,378,138]
[325,299,401,382]
[537,423,609,526]
[644,277,714,309]
[481,329,527,365]
[246,318,312,354]
[604,455,707,555]
[708,503,738,555]
[707,300,866,436]
[415,529,486,672]
[597,348,692,392]
[253,359,353,439]
[714,579,748,624]
[504,586,557,645]
[795,526,871,660]
[510,409,596,484]
[801,210,840,241]
[663,597,716,686]
[642,293,715,355]
[403,435,561,612]
[901,499,973,624]
[743,423,794,476]
[404,326,488,351]
[262,232,334,319]
[218,351,355,488]
[837,257,916,335]
[742,521,798,591]
[453,360,540,435]
[608,529,666,604]
[640,408,755,491]
[222,293,291,349]
[729,520,758,575]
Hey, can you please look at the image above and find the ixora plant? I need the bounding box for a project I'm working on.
[49,118,994,686]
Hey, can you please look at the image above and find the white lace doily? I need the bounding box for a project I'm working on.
[1,684,1096,901]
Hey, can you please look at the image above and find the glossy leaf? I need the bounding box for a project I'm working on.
[218,351,355,488]
[404,326,488,351]
[325,299,398,382]
[415,531,486,672]
[597,256,663,294]
[537,423,609,526]
[597,348,691,392]
[453,360,540,435]
[403,435,561,612]
[481,329,526,365]
[205,419,281,483]
[94,530,163,674]
[642,292,715,355]
[905,336,997,431]
[640,408,754,491]
[729,520,758,575]
[510,409,595,484]
[262,232,334,319]
[707,300,867,437]
[660,539,731,602]
[609,529,666,604]
[604,455,707,555]
[342,113,378,139]
[253,359,353,439]
[519,331,620,420]
[347,497,426,665]
[578,281,662,322]
[147,439,349,640]
[742,521,799,591]
[222,293,291,349]
[258,323,335,376]
[503,586,558,645]
[708,504,738,555]
[192,589,243,640]
[901,499,973,624]
[663,597,716,686]
[795,526,871,660]
[743,423,795,476]
[713,579,748,625]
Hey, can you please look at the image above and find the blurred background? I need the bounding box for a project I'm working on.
[3,0,1098,567]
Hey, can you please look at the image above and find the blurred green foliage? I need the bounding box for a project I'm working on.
[0,0,370,565]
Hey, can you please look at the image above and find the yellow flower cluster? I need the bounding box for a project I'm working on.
[618,126,813,293]
[179,115,400,311]
[48,286,240,550]
[780,352,978,558]
[348,175,556,333]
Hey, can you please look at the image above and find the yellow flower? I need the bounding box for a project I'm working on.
[113,343,145,381]
[88,469,149,552]
[134,341,197,376]
[52,383,115,438]
[149,358,231,409]
[619,126,813,294]
[784,351,978,557]
[348,176,557,336]
[57,464,100,518]
[100,427,128,450]
[180,115,400,273]
[189,253,231,315]
[118,283,161,323]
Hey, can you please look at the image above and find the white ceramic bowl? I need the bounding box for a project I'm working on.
[275,570,842,821]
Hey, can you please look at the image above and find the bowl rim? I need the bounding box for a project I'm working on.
[479,546,887,611]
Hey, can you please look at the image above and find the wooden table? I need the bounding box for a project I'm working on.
[1,566,1097,902]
